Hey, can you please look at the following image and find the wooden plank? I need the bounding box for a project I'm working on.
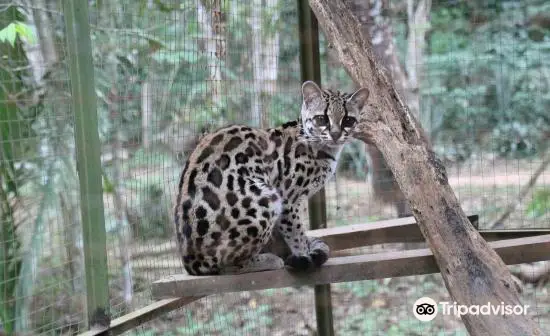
[480,229,550,242]
[78,296,202,336]
[331,229,550,258]
[152,234,550,299]
[309,214,479,251]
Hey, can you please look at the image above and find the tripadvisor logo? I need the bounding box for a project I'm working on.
[440,301,530,317]
[413,297,530,322]
[413,297,438,322]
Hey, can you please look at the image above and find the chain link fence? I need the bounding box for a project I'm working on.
[0,0,549,335]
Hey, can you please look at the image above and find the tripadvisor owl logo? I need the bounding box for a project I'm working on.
[412,297,529,322]
[413,297,438,322]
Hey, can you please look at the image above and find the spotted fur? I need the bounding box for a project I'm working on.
[174,81,369,275]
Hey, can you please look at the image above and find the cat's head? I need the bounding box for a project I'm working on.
[300,81,368,145]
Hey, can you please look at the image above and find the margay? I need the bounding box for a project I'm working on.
[174,81,369,275]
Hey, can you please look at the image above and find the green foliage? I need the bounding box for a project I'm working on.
[0,21,35,47]
[527,188,550,218]
[0,187,21,333]
[0,6,40,333]
[424,0,550,160]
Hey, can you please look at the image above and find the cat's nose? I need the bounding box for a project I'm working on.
[329,131,342,142]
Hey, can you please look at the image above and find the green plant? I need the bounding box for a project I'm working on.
[424,1,550,160]
[0,6,41,333]
[0,21,34,46]
[527,189,550,218]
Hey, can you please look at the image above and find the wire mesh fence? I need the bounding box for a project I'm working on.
[0,0,549,335]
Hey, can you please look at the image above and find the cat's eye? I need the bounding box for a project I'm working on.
[313,115,329,127]
[341,116,357,128]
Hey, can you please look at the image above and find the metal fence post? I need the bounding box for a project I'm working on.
[297,1,335,336]
[62,0,111,328]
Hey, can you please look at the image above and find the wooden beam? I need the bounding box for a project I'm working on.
[152,234,550,299]
[297,1,335,335]
[63,0,110,327]
[480,229,550,242]
[78,297,202,336]
[310,214,479,251]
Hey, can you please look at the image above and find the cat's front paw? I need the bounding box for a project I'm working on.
[285,254,313,271]
[308,237,330,267]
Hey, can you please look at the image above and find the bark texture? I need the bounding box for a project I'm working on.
[309,0,542,334]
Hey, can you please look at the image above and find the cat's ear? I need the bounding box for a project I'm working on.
[302,81,323,108]
[347,87,369,113]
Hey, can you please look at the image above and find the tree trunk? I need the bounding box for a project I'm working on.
[308,1,541,334]
[112,127,134,309]
[343,0,431,218]
[344,0,409,217]
[141,79,152,150]
[198,0,226,110]
[250,0,280,128]
[406,0,431,119]
[250,0,264,127]
[108,83,134,309]
[17,0,58,105]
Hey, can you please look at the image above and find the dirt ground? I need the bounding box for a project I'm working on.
[120,156,550,336]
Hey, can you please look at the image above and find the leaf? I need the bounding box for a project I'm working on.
[527,189,550,218]
[0,22,17,47]
[0,22,35,47]
[14,22,35,44]
[102,171,115,194]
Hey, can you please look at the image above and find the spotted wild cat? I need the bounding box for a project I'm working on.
[174,81,369,275]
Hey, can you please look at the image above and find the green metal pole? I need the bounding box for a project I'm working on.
[297,2,334,336]
[62,0,111,328]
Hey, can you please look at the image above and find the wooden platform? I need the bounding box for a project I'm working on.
[152,215,550,299]
[82,215,550,336]
[153,234,550,298]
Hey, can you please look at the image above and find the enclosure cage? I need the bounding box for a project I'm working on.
[1,0,550,335]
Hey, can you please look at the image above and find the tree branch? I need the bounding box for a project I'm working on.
[489,150,550,229]
[308,0,541,334]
